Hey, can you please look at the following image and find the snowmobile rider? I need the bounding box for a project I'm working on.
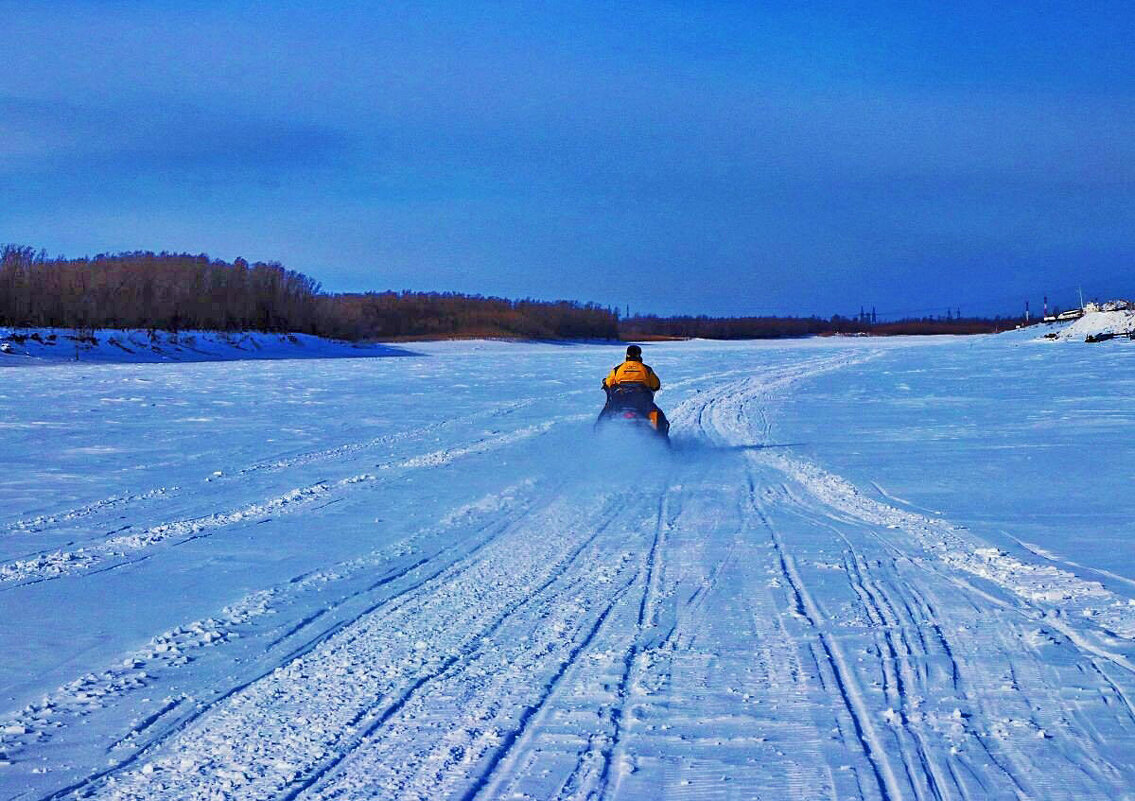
[600,344,670,434]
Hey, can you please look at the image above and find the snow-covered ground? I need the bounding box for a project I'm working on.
[1,335,1133,800]
[1045,308,1135,342]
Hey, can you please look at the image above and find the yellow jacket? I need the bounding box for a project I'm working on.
[603,359,661,391]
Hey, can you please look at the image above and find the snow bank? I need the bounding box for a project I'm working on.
[1043,303,1135,343]
[0,328,413,364]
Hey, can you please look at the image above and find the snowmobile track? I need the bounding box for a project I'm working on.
[278,506,630,801]
[20,480,558,801]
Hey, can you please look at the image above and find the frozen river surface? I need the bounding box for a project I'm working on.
[1,335,1133,800]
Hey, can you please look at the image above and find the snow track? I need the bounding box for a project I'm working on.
[2,342,1133,800]
[0,417,577,588]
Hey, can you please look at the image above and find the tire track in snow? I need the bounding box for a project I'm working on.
[695,351,1134,799]
[277,514,632,801]
[475,485,682,801]
[593,488,676,801]
[1,487,179,536]
[263,480,555,664]
[297,491,663,801]
[700,389,944,798]
[0,482,334,588]
[70,490,637,800]
[841,548,952,801]
[748,478,904,801]
[685,363,934,800]
[668,350,882,448]
[615,351,903,800]
[689,359,898,768]
[456,576,640,801]
[773,499,956,801]
[1,394,550,540]
[533,374,875,800]
[2,480,548,796]
[759,450,1135,657]
[0,417,579,588]
[223,395,548,481]
[767,459,1135,799]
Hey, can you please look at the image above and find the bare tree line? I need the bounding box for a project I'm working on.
[318,292,619,340]
[0,246,620,340]
[1,246,321,333]
[1,246,1022,342]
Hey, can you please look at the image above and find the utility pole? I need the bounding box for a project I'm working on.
[1025,301,1030,322]
[1078,287,1085,311]
[1043,295,1048,318]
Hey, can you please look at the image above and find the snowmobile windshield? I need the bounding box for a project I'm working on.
[605,384,655,413]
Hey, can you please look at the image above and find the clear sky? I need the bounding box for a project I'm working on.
[2,1,1132,317]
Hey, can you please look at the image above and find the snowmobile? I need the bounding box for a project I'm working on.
[595,384,670,443]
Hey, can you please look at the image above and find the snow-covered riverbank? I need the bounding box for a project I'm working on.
[0,328,413,363]
[4,305,1132,368]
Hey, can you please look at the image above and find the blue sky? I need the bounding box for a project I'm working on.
[2,1,1132,317]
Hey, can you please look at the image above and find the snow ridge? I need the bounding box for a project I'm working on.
[0,480,542,777]
[763,451,1135,649]
[0,421,570,587]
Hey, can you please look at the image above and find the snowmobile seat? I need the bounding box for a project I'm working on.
[603,384,656,414]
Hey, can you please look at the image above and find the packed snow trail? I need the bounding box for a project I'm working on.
[1,339,1133,800]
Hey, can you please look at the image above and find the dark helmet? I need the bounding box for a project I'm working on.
[626,344,642,358]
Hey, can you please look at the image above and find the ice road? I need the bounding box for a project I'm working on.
[1,336,1133,800]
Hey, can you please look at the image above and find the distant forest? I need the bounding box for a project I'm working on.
[0,246,1021,341]
[620,314,1020,339]
[0,247,618,340]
